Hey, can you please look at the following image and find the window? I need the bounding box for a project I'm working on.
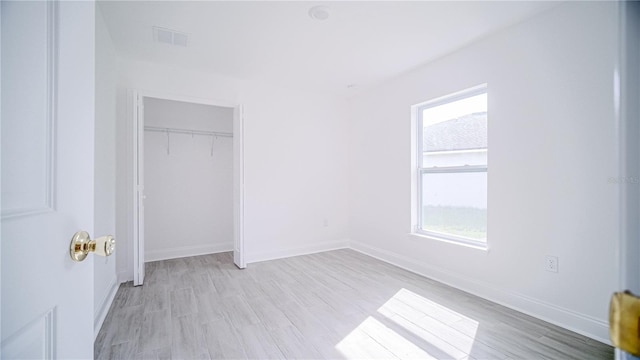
[415,85,487,247]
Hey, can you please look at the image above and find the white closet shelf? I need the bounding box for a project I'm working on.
[144,126,233,138]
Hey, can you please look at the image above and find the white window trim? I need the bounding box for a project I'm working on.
[412,84,488,249]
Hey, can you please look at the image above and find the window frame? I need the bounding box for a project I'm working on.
[414,84,488,248]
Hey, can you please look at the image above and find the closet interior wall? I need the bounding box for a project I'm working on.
[143,97,234,261]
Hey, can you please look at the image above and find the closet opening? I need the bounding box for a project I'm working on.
[131,91,245,286]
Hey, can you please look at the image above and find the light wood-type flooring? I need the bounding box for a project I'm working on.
[95,249,613,359]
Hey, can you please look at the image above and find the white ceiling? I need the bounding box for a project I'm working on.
[99,1,559,98]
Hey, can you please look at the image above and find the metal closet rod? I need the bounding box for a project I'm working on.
[144,126,233,138]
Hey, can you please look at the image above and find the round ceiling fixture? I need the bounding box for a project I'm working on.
[308,6,330,21]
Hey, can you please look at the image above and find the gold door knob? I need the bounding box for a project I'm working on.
[69,231,115,262]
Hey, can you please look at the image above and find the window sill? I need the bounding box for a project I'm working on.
[408,232,489,252]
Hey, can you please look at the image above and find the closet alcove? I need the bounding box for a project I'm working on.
[143,97,234,261]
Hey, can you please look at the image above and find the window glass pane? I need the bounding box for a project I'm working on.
[422,149,487,168]
[421,171,487,241]
[422,93,487,167]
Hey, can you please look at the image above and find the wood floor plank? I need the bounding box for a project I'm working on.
[110,304,144,346]
[237,277,265,299]
[269,325,324,359]
[357,315,440,359]
[144,261,169,285]
[111,282,144,308]
[137,309,172,354]
[169,288,197,317]
[171,314,211,359]
[541,326,614,359]
[277,301,334,338]
[97,341,138,360]
[194,290,225,324]
[202,318,247,359]
[537,334,613,360]
[332,324,399,359]
[132,349,158,360]
[209,272,242,297]
[155,347,172,360]
[259,280,300,305]
[235,323,286,359]
[142,283,170,314]
[246,296,294,330]
[95,249,613,360]
[219,294,260,328]
[382,312,478,360]
[307,334,346,359]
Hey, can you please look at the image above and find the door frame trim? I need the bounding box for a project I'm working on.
[130,89,245,285]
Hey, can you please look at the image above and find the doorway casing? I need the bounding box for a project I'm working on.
[130,89,246,286]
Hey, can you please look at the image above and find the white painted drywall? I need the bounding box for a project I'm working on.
[93,6,118,337]
[143,98,234,261]
[115,60,350,279]
[239,82,350,262]
[348,2,619,342]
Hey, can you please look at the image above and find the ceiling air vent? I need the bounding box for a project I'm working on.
[152,26,188,47]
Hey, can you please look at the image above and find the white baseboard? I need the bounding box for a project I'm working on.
[350,240,610,345]
[246,239,349,264]
[94,276,119,340]
[145,243,233,262]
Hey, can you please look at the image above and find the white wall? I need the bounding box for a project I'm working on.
[144,97,233,132]
[115,60,350,280]
[348,2,619,343]
[93,7,118,337]
[143,98,234,261]
[239,82,350,261]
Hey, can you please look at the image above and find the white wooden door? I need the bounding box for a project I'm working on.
[1,1,96,358]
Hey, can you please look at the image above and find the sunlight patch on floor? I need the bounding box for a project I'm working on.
[336,288,479,359]
[336,316,437,359]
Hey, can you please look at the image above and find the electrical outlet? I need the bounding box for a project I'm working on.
[545,256,558,273]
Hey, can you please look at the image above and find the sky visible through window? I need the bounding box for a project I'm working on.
[422,93,487,127]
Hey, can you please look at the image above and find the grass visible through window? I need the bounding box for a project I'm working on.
[422,206,486,240]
